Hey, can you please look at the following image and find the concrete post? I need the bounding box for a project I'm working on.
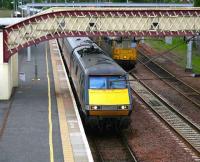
[186,37,193,71]
[11,54,18,87]
[27,46,31,61]
[131,38,137,48]
[141,37,144,43]
[98,37,101,46]
[165,36,172,44]
[27,7,30,16]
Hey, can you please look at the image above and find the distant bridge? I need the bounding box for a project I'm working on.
[3,7,200,62]
[24,2,193,7]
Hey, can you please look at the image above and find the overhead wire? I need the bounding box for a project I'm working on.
[126,35,199,80]
[94,36,199,80]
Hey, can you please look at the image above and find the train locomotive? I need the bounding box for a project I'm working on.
[59,37,134,129]
[102,37,137,71]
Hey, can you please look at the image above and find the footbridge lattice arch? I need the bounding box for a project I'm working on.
[3,7,200,62]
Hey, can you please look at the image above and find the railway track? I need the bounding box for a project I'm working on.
[130,74,200,156]
[87,130,138,162]
[58,39,138,162]
[137,48,200,109]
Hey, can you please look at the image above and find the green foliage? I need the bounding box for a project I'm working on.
[0,0,13,9]
[112,0,127,2]
[0,0,193,8]
[194,0,200,7]
[146,37,200,73]
[129,0,185,2]
[35,0,44,2]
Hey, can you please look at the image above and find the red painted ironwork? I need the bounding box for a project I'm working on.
[3,9,200,62]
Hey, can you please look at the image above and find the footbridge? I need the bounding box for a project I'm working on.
[3,7,200,62]
[1,7,200,99]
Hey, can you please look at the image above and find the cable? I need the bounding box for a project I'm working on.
[125,35,199,79]
[138,35,196,66]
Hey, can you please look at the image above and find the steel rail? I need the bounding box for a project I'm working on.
[137,49,200,109]
[89,132,138,162]
[89,135,105,162]
[130,74,200,156]
[120,131,139,162]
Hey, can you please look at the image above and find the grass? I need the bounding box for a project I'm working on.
[145,37,200,73]
[0,9,12,17]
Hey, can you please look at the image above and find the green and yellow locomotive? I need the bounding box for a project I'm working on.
[102,37,137,71]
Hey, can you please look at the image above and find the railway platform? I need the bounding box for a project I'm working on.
[0,40,93,162]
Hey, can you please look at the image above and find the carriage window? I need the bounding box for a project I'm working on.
[89,77,107,89]
[108,76,126,89]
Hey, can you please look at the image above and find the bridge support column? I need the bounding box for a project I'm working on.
[11,54,18,87]
[165,36,172,44]
[0,32,18,100]
[186,37,193,72]
[141,37,144,43]
[27,46,31,62]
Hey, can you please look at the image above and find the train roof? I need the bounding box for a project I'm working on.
[66,37,93,49]
[66,37,126,76]
[80,51,126,76]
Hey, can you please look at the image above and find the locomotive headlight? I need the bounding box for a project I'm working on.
[90,105,101,110]
[119,105,128,110]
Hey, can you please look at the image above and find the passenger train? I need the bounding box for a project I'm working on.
[59,37,134,129]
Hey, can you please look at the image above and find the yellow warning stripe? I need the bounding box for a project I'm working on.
[49,40,75,162]
[45,42,54,162]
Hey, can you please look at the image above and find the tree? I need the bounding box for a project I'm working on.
[194,0,200,7]
[4,0,13,9]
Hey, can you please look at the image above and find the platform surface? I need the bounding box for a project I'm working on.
[49,40,93,162]
[0,41,92,162]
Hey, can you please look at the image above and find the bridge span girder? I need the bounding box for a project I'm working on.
[3,7,200,62]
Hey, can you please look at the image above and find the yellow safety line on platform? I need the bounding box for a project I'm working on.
[49,40,75,162]
[46,42,54,162]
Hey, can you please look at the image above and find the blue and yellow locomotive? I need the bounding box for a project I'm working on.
[59,37,134,129]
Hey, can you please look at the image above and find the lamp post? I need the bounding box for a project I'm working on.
[15,0,18,11]
[13,0,16,11]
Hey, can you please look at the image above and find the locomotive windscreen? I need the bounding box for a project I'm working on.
[89,76,126,89]
[109,76,126,89]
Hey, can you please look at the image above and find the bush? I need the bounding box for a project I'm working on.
[194,0,200,7]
